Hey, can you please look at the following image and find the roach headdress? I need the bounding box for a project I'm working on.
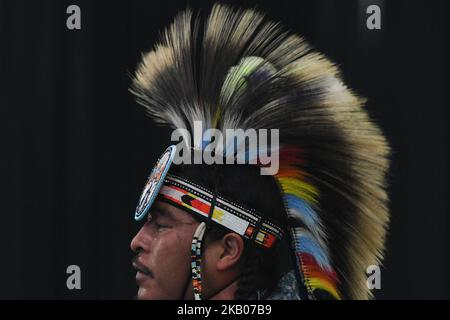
[130,3,391,300]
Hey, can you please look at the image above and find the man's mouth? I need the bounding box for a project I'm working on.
[132,256,154,279]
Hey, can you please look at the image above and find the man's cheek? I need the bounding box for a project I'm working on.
[160,230,190,257]
[152,234,183,272]
[163,233,191,275]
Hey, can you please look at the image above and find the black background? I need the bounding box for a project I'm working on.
[0,0,448,299]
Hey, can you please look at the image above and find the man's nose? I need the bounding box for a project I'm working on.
[130,225,150,253]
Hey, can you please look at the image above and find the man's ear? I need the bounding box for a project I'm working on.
[216,233,245,271]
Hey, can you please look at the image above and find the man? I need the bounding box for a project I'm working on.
[131,199,243,300]
[130,4,390,300]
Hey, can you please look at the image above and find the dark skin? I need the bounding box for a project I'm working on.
[130,200,245,300]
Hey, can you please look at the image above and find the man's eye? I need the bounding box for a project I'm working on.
[155,223,169,230]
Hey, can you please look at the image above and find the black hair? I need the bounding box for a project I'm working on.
[170,163,292,300]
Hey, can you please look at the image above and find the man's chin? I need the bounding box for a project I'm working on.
[136,286,184,300]
[136,286,167,300]
[136,286,151,300]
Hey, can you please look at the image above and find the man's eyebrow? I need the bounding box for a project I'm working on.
[152,203,177,221]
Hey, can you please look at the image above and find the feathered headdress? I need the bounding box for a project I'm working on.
[130,3,390,300]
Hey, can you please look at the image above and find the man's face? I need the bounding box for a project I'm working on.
[130,200,199,299]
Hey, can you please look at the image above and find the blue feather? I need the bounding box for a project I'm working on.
[284,194,320,229]
[293,228,331,270]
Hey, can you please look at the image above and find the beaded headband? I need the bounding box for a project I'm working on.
[159,174,283,249]
[135,145,284,250]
